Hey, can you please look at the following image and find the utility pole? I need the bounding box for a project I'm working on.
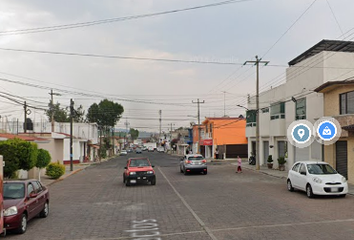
[159,110,162,141]
[192,99,205,154]
[222,91,226,117]
[49,89,61,132]
[124,117,130,148]
[24,101,27,133]
[23,101,31,133]
[70,99,74,171]
[244,55,269,171]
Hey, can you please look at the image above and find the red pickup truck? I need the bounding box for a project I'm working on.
[123,158,156,186]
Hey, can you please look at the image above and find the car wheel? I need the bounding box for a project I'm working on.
[180,167,183,173]
[151,178,156,185]
[287,180,294,192]
[15,214,27,234]
[204,170,208,175]
[123,174,126,183]
[338,194,346,198]
[184,169,188,175]
[126,180,131,186]
[306,184,314,198]
[39,201,49,218]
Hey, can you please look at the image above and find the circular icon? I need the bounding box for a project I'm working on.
[287,120,315,148]
[292,124,312,144]
[314,117,341,145]
[317,120,337,141]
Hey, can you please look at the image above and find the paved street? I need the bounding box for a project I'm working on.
[7,152,354,240]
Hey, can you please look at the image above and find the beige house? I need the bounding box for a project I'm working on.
[315,79,354,184]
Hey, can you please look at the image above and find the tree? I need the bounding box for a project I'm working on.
[0,138,38,178]
[46,101,86,123]
[86,99,124,136]
[36,149,51,181]
[46,102,69,122]
[129,128,139,140]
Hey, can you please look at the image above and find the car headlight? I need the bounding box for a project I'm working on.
[4,206,18,217]
[129,172,136,175]
[313,177,322,184]
[147,171,154,174]
[342,176,347,183]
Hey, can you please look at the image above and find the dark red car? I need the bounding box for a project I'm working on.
[3,179,49,234]
[123,158,156,186]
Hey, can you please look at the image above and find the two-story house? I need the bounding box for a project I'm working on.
[246,40,354,170]
[315,79,354,184]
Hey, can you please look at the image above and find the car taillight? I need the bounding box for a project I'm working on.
[185,160,191,164]
[202,160,206,163]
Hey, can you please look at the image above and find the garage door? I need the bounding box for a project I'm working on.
[336,141,348,179]
[295,146,309,161]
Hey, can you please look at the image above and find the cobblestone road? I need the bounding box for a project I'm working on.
[6,152,354,240]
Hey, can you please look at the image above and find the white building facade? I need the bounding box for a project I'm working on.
[246,40,354,170]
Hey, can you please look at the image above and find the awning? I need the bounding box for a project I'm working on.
[342,124,354,131]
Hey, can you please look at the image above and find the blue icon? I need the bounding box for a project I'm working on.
[292,124,311,143]
[317,121,337,141]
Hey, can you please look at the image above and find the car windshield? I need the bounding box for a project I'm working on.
[188,156,204,160]
[130,159,150,167]
[307,164,337,175]
[4,183,25,199]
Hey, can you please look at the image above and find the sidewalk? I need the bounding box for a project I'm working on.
[232,162,354,196]
[40,159,110,187]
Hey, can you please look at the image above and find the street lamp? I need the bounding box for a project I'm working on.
[236,104,249,111]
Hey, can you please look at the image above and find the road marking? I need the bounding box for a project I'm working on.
[158,167,218,240]
[124,219,162,240]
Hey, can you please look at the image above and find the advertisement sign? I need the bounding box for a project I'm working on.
[201,139,213,146]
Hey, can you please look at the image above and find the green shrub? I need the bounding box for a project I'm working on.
[46,161,65,179]
[267,155,273,163]
[277,156,286,165]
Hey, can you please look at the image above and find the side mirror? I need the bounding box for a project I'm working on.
[300,171,306,175]
[152,165,155,168]
[29,192,38,198]
[124,167,127,169]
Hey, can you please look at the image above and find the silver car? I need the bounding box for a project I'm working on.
[180,154,207,175]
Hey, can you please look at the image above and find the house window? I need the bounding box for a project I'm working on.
[246,110,257,127]
[340,91,354,114]
[270,102,285,120]
[261,107,269,113]
[295,98,306,120]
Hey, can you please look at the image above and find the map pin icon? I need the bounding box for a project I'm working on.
[298,129,305,139]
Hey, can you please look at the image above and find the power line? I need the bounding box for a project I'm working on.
[0,0,256,36]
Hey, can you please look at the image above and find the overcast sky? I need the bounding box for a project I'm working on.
[0,0,354,133]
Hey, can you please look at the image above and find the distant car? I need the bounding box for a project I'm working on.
[180,154,207,175]
[4,180,49,234]
[123,158,156,186]
[120,150,128,156]
[142,146,148,151]
[287,161,348,198]
[148,146,154,152]
[135,148,142,154]
[157,147,164,153]
[127,149,133,153]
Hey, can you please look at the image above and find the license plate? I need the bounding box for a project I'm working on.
[143,177,146,179]
[130,180,137,183]
[137,177,141,180]
[331,188,338,192]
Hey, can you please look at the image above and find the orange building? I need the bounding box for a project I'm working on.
[197,117,247,159]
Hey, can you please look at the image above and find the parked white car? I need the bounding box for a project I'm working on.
[120,150,128,156]
[287,161,348,198]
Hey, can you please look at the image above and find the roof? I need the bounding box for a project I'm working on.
[186,154,203,157]
[0,133,48,142]
[288,40,354,66]
[294,161,331,165]
[314,79,354,93]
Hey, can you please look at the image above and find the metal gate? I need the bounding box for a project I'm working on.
[263,141,269,166]
[336,141,348,179]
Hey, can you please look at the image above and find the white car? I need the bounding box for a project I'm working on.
[120,150,128,156]
[157,147,164,153]
[287,161,348,198]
